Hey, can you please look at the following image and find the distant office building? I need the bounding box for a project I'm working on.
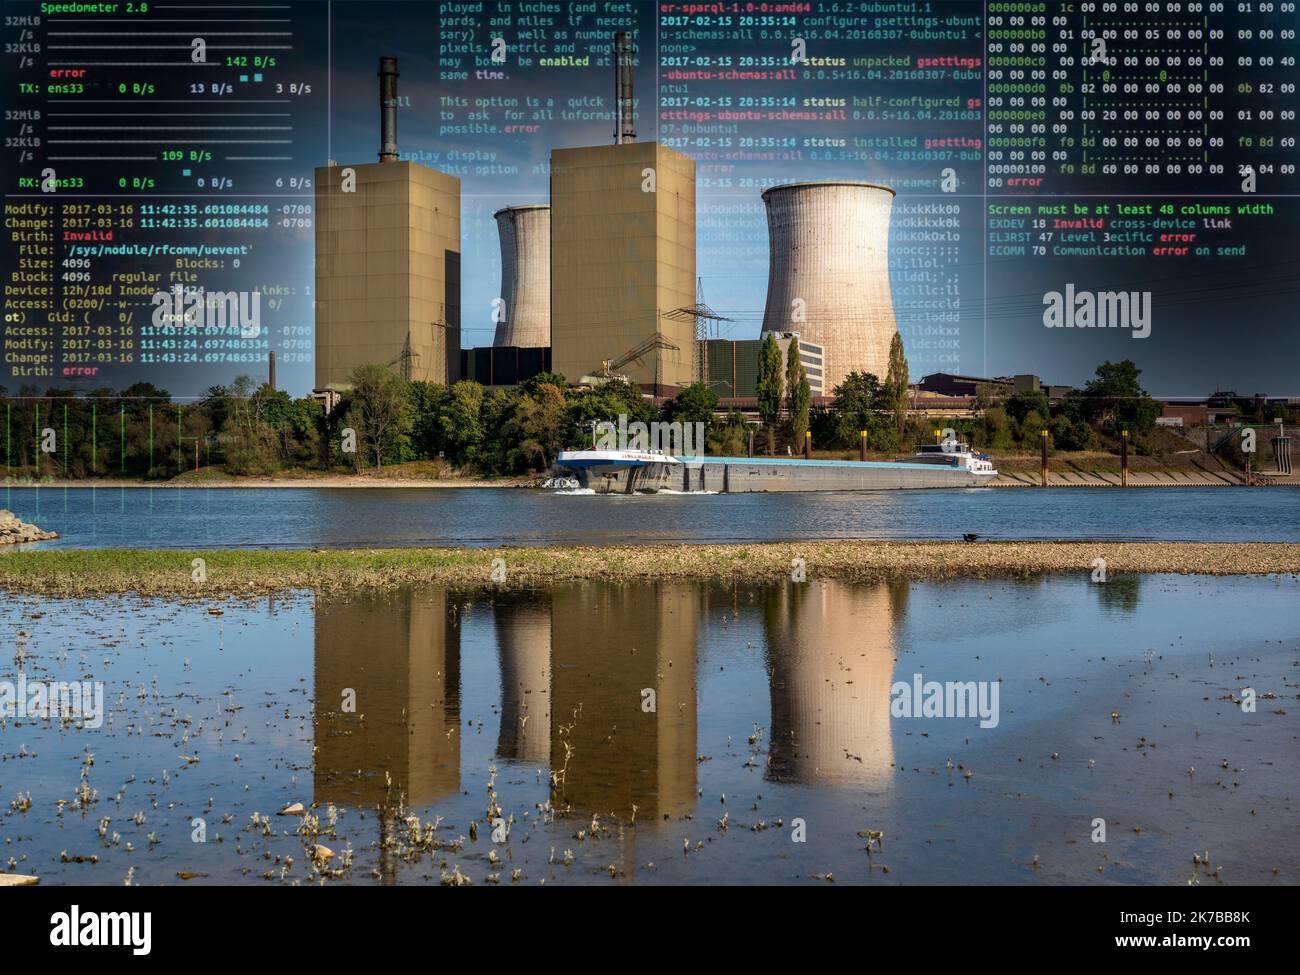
[1012,374,1073,399]
[1159,402,1209,428]
[460,345,552,387]
[703,334,824,399]
[1206,389,1294,417]
[549,141,696,394]
[314,58,461,392]
[918,373,1070,402]
[792,336,826,394]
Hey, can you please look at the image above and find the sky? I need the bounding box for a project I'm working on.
[320,0,1300,400]
[11,0,1296,399]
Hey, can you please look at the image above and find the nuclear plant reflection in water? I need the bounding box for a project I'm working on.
[313,590,462,808]
[494,596,551,763]
[763,580,906,788]
[309,579,902,820]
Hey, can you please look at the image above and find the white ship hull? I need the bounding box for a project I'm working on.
[552,449,997,493]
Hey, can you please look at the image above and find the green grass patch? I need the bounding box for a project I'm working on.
[2,542,1298,597]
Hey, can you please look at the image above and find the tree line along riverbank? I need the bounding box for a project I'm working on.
[5,356,1281,483]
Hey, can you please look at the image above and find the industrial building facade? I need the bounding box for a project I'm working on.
[461,345,552,387]
[314,160,462,391]
[704,334,825,399]
[549,142,697,393]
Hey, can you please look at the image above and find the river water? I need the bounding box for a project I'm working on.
[2,484,1298,548]
[3,574,1296,885]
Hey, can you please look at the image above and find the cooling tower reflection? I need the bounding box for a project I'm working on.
[312,590,462,808]
[494,595,552,763]
[762,579,907,788]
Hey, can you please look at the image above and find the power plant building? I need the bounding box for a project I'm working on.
[760,181,898,392]
[550,141,697,394]
[492,204,550,348]
[314,57,461,391]
[703,333,825,399]
[460,344,552,387]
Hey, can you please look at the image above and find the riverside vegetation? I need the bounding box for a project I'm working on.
[2,541,1298,595]
[1,352,1258,483]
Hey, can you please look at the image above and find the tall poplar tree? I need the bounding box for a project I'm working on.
[756,333,782,455]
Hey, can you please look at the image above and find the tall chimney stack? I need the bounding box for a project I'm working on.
[613,32,635,145]
[268,350,276,391]
[378,56,399,163]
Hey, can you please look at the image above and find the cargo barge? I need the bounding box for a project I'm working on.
[553,442,997,493]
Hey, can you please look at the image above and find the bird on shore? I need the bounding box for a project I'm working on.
[962,533,980,543]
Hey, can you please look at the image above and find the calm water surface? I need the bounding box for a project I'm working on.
[2,574,1296,885]
[2,484,1298,547]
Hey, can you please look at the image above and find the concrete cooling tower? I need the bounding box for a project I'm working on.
[760,181,898,392]
[493,204,551,347]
